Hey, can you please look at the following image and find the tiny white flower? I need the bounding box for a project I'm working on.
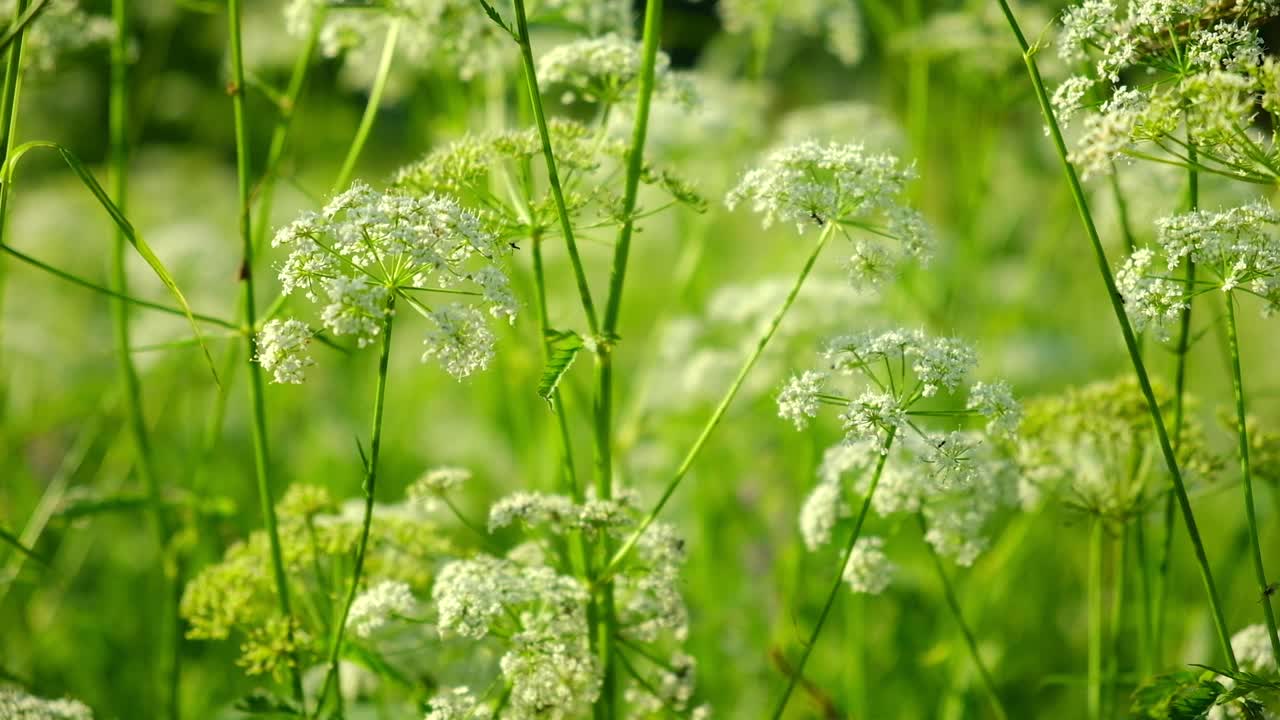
[347,580,416,637]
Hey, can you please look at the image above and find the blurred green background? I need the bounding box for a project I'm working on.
[2,0,1278,717]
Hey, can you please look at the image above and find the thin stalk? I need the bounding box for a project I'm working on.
[510,0,598,334]
[1088,519,1103,720]
[1106,524,1127,719]
[110,2,177,716]
[1135,506,1154,675]
[316,296,396,714]
[331,19,399,194]
[586,1,665,713]
[1157,142,1199,663]
[226,0,305,703]
[770,427,896,720]
[0,0,26,421]
[917,514,1008,720]
[250,9,323,255]
[1224,295,1280,664]
[993,0,1238,670]
[531,230,580,500]
[603,224,834,579]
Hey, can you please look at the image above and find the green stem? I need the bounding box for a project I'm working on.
[1224,294,1280,664]
[332,19,399,195]
[603,224,834,579]
[0,0,26,421]
[316,296,396,715]
[1135,509,1154,676]
[993,0,1238,671]
[1156,142,1198,667]
[250,8,323,256]
[918,513,1008,720]
[586,2,665,714]
[770,427,896,720]
[1106,524,1127,719]
[510,0,598,334]
[109,2,177,717]
[226,0,305,703]
[1088,519,1103,720]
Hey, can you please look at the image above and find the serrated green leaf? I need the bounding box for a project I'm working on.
[3,141,221,386]
[475,0,514,37]
[1130,670,1223,720]
[537,329,583,406]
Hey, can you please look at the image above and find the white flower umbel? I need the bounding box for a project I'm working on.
[1118,199,1280,337]
[346,580,416,637]
[266,181,514,381]
[778,370,828,430]
[425,686,494,720]
[0,687,94,720]
[540,34,696,107]
[781,328,1019,569]
[1052,0,1280,179]
[727,142,931,287]
[255,318,315,384]
[1232,624,1280,674]
[0,0,113,74]
[843,536,893,594]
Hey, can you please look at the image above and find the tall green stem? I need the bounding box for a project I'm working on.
[770,427,896,720]
[110,2,178,716]
[226,0,305,702]
[0,0,26,425]
[1157,145,1199,664]
[316,296,396,715]
[1107,525,1127,719]
[1088,519,1103,720]
[1224,295,1280,664]
[603,224,834,578]
[918,513,1008,720]
[509,0,598,334]
[993,0,1237,670]
[250,9,323,255]
[331,19,399,194]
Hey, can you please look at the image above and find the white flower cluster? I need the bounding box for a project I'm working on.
[784,328,1020,581]
[1053,0,1280,178]
[406,466,472,511]
[429,485,700,717]
[811,433,1017,569]
[346,579,416,637]
[284,0,632,81]
[540,34,697,107]
[262,181,514,381]
[255,318,314,385]
[719,0,864,66]
[1231,624,1279,674]
[432,554,598,717]
[424,686,493,720]
[843,535,893,594]
[1,0,113,74]
[487,491,633,536]
[1117,199,1280,338]
[0,687,93,720]
[727,141,931,287]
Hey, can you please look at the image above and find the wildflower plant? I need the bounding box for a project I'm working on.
[773,328,1018,717]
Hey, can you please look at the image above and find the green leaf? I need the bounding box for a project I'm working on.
[1130,670,1223,719]
[0,525,45,566]
[537,329,583,406]
[4,141,222,385]
[474,0,514,38]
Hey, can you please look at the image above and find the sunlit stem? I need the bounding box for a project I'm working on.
[918,513,1008,720]
[602,223,835,579]
[993,0,1238,670]
[316,296,396,715]
[1224,294,1280,664]
[770,427,896,720]
[226,0,306,703]
[332,19,400,194]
